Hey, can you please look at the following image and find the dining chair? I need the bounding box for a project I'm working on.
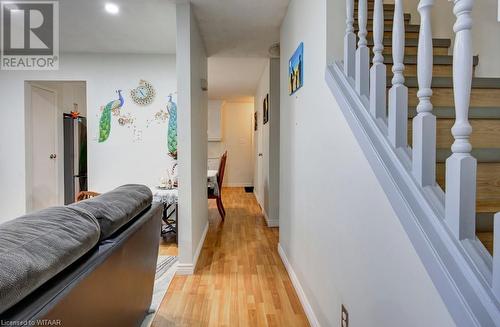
[209,151,227,220]
[76,191,100,202]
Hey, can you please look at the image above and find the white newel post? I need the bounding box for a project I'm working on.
[388,0,408,148]
[369,0,386,119]
[412,0,436,186]
[493,213,500,301]
[344,0,356,79]
[445,0,476,240]
[356,0,370,98]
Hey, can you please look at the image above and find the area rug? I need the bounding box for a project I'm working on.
[140,255,178,327]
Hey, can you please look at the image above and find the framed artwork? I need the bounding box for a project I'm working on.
[254,111,258,131]
[289,42,304,95]
[263,94,269,125]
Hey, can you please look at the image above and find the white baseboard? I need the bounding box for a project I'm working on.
[254,194,278,227]
[266,218,279,227]
[263,210,279,227]
[177,221,209,275]
[176,263,194,275]
[254,190,262,207]
[223,182,253,187]
[278,243,320,327]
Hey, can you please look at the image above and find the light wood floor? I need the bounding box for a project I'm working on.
[152,188,309,327]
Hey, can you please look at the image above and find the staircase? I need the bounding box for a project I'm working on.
[327,0,500,325]
[355,0,499,254]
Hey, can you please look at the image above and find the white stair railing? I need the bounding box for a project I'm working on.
[356,0,370,98]
[369,0,386,119]
[344,0,356,79]
[412,0,436,187]
[388,0,408,148]
[445,0,476,240]
[493,213,500,301]
[337,0,500,322]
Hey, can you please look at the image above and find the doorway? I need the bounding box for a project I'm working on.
[25,81,87,212]
[28,85,58,211]
[252,58,280,227]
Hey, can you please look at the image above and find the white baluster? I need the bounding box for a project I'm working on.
[356,0,370,98]
[344,0,356,79]
[493,213,500,301]
[445,0,476,240]
[412,0,436,187]
[369,0,386,119]
[388,0,408,148]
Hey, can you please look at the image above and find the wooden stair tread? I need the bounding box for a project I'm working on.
[409,119,500,148]
[436,148,500,163]
[362,13,411,21]
[354,13,411,22]
[354,3,394,10]
[354,21,411,29]
[357,24,420,33]
[355,16,410,24]
[476,202,500,214]
[368,38,451,47]
[436,164,500,224]
[383,55,478,66]
[354,7,395,13]
[403,76,500,89]
[408,106,500,119]
[354,9,396,14]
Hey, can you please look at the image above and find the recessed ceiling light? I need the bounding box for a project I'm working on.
[105,3,119,15]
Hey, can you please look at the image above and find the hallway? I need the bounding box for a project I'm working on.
[152,188,309,326]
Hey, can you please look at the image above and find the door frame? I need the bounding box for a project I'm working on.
[254,100,265,206]
[25,82,61,212]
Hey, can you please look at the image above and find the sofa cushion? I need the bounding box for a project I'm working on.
[0,206,100,314]
[71,184,152,240]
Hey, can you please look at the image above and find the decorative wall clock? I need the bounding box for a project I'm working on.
[130,80,156,106]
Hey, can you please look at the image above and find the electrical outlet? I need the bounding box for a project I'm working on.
[341,305,349,327]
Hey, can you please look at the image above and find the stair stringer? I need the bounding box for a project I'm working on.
[326,61,500,327]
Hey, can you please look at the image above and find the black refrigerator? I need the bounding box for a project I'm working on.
[63,114,88,204]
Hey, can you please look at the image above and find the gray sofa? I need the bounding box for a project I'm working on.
[0,184,162,327]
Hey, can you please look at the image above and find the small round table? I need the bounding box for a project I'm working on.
[152,188,178,242]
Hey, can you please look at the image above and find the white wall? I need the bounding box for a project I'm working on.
[207,99,223,142]
[280,0,456,326]
[268,58,280,226]
[208,101,254,187]
[0,53,176,222]
[176,2,209,273]
[254,61,270,207]
[225,101,254,187]
[254,59,280,226]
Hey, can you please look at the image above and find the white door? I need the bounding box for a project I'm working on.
[254,106,264,205]
[30,85,58,211]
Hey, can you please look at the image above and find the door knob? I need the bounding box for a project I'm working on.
[258,153,263,157]
[49,154,57,159]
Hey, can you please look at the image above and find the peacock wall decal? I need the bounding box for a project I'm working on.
[166,94,178,159]
[98,90,124,143]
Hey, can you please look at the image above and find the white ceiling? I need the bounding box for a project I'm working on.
[208,57,268,100]
[191,0,289,57]
[198,0,289,100]
[60,0,176,54]
[58,0,287,100]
